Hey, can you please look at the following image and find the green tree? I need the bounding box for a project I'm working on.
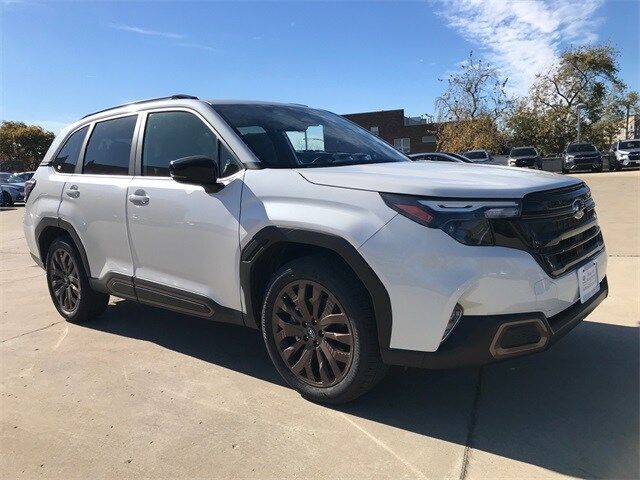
[0,121,55,171]
[504,45,629,154]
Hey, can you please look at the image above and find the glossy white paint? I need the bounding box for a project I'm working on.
[299,161,581,198]
[359,214,607,352]
[57,174,134,278]
[22,166,67,258]
[126,173,244,309]
[239,169,396,249]
[23,98,608,357]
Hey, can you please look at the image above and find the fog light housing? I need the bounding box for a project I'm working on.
[441,304,463,343]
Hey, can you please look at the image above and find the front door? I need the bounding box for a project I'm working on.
[126,110,244,319]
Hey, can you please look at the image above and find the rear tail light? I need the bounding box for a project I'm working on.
[381,193,521,246]
[24,179,36,202]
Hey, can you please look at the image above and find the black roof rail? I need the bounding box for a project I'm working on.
[82,94,199,119]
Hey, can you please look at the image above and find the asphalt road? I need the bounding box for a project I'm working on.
[1,170,638,479]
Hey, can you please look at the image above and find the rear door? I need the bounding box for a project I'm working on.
[126,109,244,318]
[57,114,139,281]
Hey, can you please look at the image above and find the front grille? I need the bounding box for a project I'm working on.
[493,183,605,277]
[628,152,640,160]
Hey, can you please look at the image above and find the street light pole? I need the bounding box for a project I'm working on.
[576,103,586,142]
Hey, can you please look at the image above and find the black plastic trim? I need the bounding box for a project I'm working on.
[35,217,92,276]
[383,277,608,369]
[133,278,243,325]
[239,226,393,352]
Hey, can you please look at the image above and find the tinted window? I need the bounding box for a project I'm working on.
[510,147,537,157]
[143,111,239,177]
[54,126,89,173]
[566,143,597,153]
[619,140,640,149]
[213,104,408,168]
[83,116,137,175]
[464,151,488,160]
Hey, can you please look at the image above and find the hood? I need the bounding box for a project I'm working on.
[297,162,581,198]
[619,148,640,154]
[569,152,600,158]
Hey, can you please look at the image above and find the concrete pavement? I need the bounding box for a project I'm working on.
[1,170,638,479]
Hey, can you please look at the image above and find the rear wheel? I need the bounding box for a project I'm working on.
[261,256,387,404]
[46,237,109,323]
[592,165,603,173]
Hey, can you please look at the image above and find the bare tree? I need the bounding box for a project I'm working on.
[434,51,511,122]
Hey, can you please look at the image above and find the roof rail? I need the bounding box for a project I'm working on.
[82,94,199,119]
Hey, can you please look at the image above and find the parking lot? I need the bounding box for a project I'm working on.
[1,170,638,479]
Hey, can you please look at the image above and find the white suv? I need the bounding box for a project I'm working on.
[23,96,608,403]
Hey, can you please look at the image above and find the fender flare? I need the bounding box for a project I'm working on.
[35,217,92,277]
[240,226,393,351]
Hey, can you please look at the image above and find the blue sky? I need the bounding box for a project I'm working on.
[2,0,639,133]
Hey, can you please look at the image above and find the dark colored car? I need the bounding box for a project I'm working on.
[409,152,467,163]
[562,143,603,174]
[508,146,542,169]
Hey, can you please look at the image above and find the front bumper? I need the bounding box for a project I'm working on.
[383,277,608,369]
[565,157,602,170]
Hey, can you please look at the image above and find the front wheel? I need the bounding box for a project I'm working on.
[46,237,109,323]
[1,190,14,207]
[261,256,387,404]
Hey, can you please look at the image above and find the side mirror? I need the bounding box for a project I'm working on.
[169,156,221,192]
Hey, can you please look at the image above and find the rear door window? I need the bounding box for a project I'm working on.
[83,116,137,175]
[53,126,89,173]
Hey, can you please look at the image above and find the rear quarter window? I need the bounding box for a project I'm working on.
[53,126,89,174]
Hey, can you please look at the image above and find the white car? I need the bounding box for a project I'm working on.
[23,96,608,403]
[608,139,640,171]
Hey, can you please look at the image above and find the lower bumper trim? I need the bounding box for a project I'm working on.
[381,276,608,369]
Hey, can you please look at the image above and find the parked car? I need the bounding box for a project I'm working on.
[462,149,492,162]
[508,146,543,169]
[1,182,24,206]
[562,143,603,173]
[607,139,640,171]
[6,171,35,183]
[409,152,467,163]
[24,95,608,404]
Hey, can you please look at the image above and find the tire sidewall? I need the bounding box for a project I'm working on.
[261,261,371,403]
[46,238,91,322]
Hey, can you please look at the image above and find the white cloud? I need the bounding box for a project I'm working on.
[109,23,185,40]
[435,0,604,95]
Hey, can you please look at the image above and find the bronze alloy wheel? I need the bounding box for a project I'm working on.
[271,280,354,387]
[49,248,81,315]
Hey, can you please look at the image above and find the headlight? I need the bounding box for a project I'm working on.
[617,152,628,159]
[565,155,575,163]
[381,193,521,246]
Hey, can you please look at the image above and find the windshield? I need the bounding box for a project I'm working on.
[463,151,488,160]
[510,147,537,157]
[567,144,597,153]
[6,173,27,183]
[212,104,409,168]
[619,140,640,150]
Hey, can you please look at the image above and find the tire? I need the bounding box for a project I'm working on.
[592,166,603,173]
[1,190,14,207]
[261,255,387,404]
[561,167,569,174]
[608,161,617,172]
[46,237,109,323]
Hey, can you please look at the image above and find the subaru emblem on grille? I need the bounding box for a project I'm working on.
[572,199,585,220]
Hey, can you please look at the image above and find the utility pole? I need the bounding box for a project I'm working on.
[576,103,586,142]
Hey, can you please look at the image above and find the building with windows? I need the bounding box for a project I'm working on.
[342,109,438,154]
[613,114,640,141]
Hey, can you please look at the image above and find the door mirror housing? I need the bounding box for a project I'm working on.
[169,156,221,192]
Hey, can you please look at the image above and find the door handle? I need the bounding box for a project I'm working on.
[65,185,80,198]
[128,189,149,206]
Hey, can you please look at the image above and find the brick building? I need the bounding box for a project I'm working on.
[343,109,438,154]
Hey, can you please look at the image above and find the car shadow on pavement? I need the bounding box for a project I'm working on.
[87,301,639,479]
